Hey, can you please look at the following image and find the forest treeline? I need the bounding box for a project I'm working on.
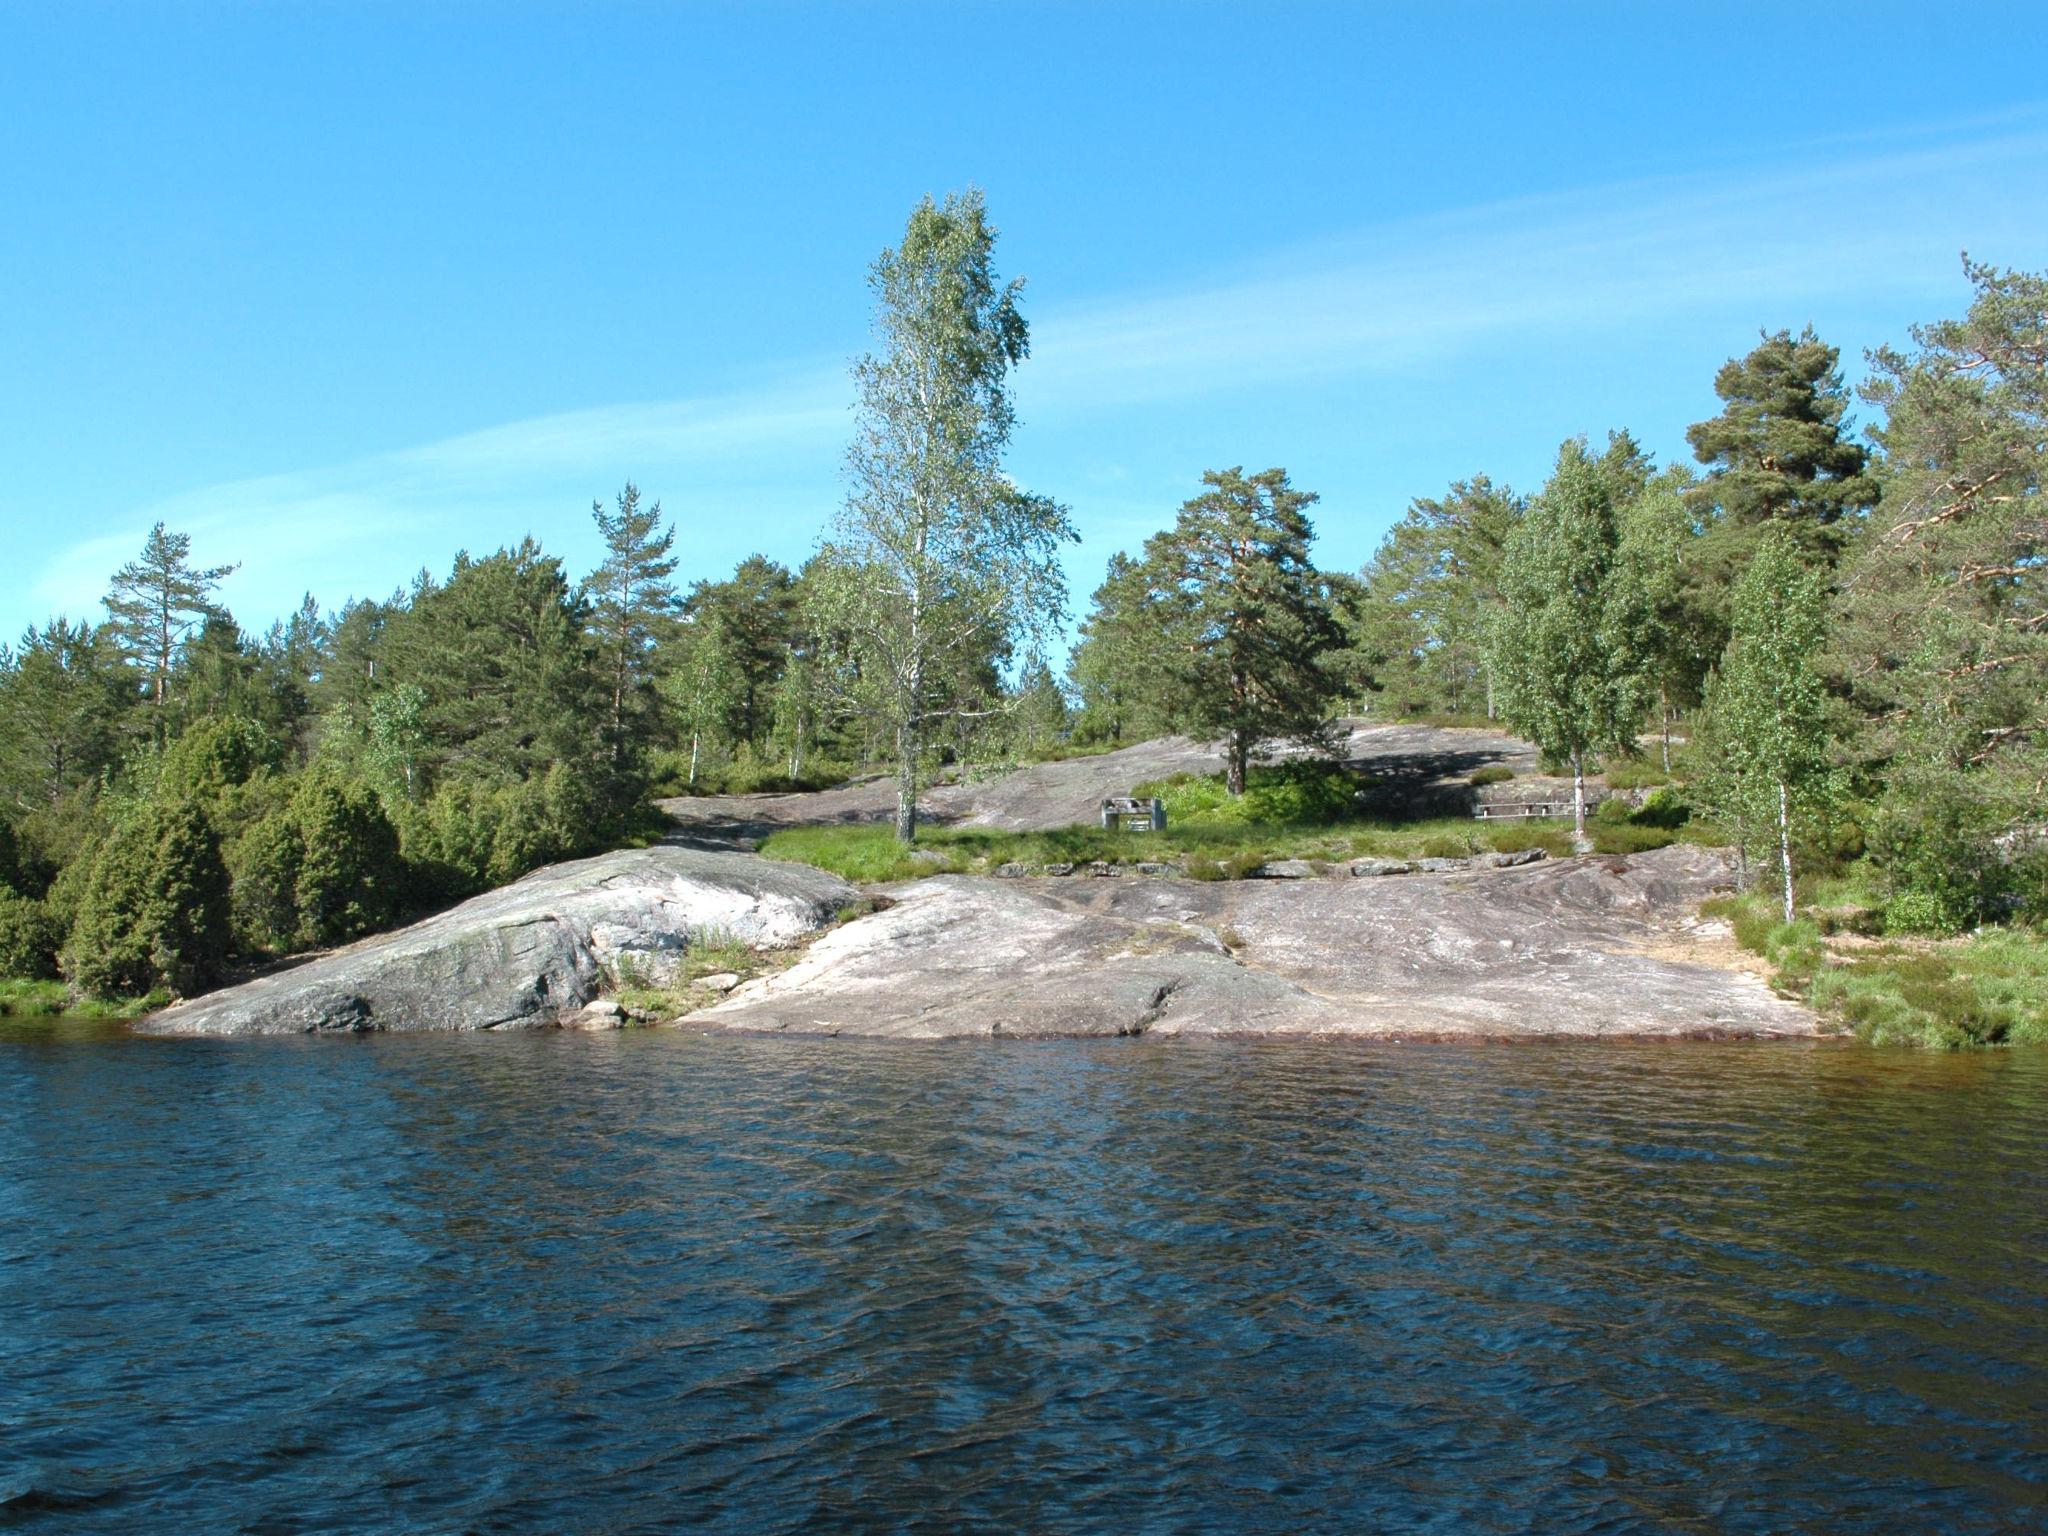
[0,188,2041,1005]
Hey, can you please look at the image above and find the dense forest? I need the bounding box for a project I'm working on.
[1,190,2042,1029]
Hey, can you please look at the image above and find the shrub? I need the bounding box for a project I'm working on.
[1600,757,1672,790]
[1136,761,1357,829]
[0,895,63,980]
[158,716,279,805]
[1594,796,1634,826]
[64,796,234,999]
[1870,785,2000,935]
[1420,833,1473,859]
[1469,766,1514,787]
[1632,787,1692,829]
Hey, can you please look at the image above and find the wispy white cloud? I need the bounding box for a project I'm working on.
[1019,126,2048,410]
[21,116,2047,637]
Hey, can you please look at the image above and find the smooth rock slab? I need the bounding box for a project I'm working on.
[697,844,1816,1041]
[138,846,858,1037]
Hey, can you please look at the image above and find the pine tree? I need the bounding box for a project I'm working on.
[683,556,801,747]
[1484,437,1656,844]
[1068,551,1176,745]
[1356,476,1524,718]
[583,482,680,765]
[101,522,237,724]
[0,619,128,810]
[1139,466,1344,795]
[1686,327,1879,570]
[1839,258,2047,925]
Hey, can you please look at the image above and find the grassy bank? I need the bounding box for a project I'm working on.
[0,977,167,1019]
[1704,892,2048,1048]
[758,796,1700,886]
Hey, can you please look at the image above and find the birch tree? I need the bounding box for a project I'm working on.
[1484,436,1655,846]
[1699,527,1837,922]
[819,188,1074,841]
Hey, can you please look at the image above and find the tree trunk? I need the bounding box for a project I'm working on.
[1777,779,1795,925]
[688,728,701,787]
[1227,734,1248,796]
[787,713,804,782]
[1659,689,1672,773]
[1485,666,1496,721]
[895,722,919,843]
[1570,750,1590,853]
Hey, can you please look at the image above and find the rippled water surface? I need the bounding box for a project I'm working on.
[3,1024,2044,1534]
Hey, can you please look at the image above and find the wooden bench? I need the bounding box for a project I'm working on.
[1101,796,1167,832]
[1474,801,1569,821]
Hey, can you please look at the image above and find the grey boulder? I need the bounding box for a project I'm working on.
[138,845,858,1037]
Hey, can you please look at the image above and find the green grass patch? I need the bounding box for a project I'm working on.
[761,807,1596,885]
[1704,891,2048,1048]
[1599,757,1674,790]
[0,977,166,1018]
[1469,765,1514,787]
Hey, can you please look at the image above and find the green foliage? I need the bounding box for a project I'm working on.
[1868,784,2001,935]
[64,795,234,998]
[1351,476,1524,720]
[1685,326,1878,569]
[1135,761,1356,828]
[1599,757,1671,790]
[583,481,681,767]
[1132,466,1346,793]
[157,715,278,804]
[1484,434,1658,831]
[1469,765,1513,787]
[0,893,63,979]
[1710,888,2048,1047]
[100,521,237,721]
[1840,260,2047,915]
[0,617,129,814]
[819,187,1075,842]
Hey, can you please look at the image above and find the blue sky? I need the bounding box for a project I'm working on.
[4,2,2046,653]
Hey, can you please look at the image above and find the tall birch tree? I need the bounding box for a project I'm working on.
[819,188,1074,841]
[1484,437,1655,846]
[1698,527,1837,923]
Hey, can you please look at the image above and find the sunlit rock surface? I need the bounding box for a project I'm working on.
[137,846,858,1037]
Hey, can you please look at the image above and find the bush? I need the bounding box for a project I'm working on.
[233,775,403,951]
[1594,796,1634,826]
[1420,833,1473,859]
[64,795,234,999]
[1870,784,2000,935]
[1469,766,1514,787]
[158,716,279,805]
[0,894,63,980]
[1600,757,1672,790]
[1632,787,1692,829]
[1136,761,1357,829]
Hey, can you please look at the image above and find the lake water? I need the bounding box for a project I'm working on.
[3,1024,2044,1534]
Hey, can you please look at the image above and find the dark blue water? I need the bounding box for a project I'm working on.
[2,1025,2044,1535]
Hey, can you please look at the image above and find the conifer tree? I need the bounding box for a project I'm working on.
[102,522,237,724]
[1686,327,1879,570]
[1138,466,1343,795]
[1839,258,2047,925]
[583,482,679,764]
